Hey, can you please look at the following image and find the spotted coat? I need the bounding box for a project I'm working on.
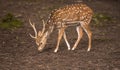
[47,3,93,28]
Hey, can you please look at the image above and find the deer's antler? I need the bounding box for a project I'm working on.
[29,19,37,39]
[41,20,45,35]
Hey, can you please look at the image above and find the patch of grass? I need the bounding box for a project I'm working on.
[92,13,112,26]
[0,13,23,30]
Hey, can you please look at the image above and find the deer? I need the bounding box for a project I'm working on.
[29,3,93,53]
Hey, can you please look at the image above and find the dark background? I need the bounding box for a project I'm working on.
[0,0,119,70]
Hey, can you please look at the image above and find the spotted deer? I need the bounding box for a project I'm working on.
[29,3,93,53]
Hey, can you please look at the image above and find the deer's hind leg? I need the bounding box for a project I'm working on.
[72,26,83,50]
[81,24,92,51]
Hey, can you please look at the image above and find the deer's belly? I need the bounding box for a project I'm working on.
[55,21,80,29]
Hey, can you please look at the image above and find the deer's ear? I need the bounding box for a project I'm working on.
[38,31,42,36]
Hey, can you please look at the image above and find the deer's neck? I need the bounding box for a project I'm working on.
[44,25,54,38]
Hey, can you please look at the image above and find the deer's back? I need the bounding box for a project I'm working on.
[47,3,93,28]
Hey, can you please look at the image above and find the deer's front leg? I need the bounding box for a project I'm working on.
[63,32,71,50]
[54,28,65,53]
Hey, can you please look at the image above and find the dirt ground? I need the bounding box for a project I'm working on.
[0,0,120,70]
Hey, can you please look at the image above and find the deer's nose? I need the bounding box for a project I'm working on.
[38,47,42,51]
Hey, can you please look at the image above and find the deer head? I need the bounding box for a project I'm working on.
[29,19,48,51]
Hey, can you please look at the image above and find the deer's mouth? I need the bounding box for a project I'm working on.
[38,44,45,51]
[38,46,43,52]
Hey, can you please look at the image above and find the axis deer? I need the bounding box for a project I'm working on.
[29,3,93,53]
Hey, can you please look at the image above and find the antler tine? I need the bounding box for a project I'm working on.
[41,20,45,34]
[29,33,36,39]
[29,19,37,39]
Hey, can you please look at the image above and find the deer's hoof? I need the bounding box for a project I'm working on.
[87,48,91,52]
[68,48,71,50]
[54,49,58,53]
[71,48,75,50]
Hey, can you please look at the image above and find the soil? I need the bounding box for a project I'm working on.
[0,0,120,70]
